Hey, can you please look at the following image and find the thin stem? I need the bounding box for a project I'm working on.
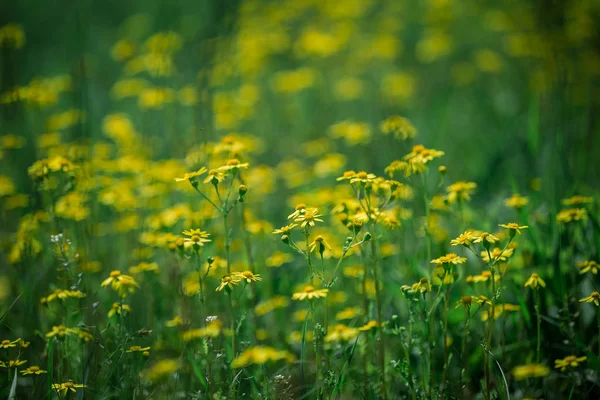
[192,185,221,212]
[228,291,237,361]
[535,289,541,363]
[369,223,388,400]
[459,309,471,396]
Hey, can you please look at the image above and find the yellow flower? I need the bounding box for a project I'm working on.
[455,296,474,311]
[52,381,86,396]
[216,274,242,292]
[380,116,417,140]
[473,232,500,246]
[129,262,160,275]
[21,366,47,375]
[272,224,297,235]
[292,285,329,301]
[0,359,26,368]
[326,324,360,342]
[235,271,262,283]
[231,346,295,368]
[446,181,477,203]
[499,222,529,235]
[481,247,514,263]
[468,270,501,284]
[41,289,86,304]
[217,158,249,173]
[203,169,226,184]
[481,304,520,321]
[357,320,379,332]
[165,316,185,327]
[101,270,124,287]
[336,170,357,181]
[349,171,377,185]
[308,235,332,254]
[450,231,476,246]
[335,307,362,321]
[562,195,593,206]
[174,167,207,182]
[127,345,151,353]
[182,229,211,250]
[524,273,546,289]
[265,251,294,267]
[412,277,432,294]
[504,194,529,209]
[512,364,550,380]
[45,325,76,339]
[182,320,223,341]
[556,208,587,223]
[0,339,18,349]
[554,355,586,372]
[432,266,455,285]
[108,302,131,318]
[579,291,600,306]
[143,359,180,381]
[294,208,324,228]
[431,253,467,265]
[578,260,598,275]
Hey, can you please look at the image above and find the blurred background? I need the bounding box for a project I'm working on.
[2,0,599,202]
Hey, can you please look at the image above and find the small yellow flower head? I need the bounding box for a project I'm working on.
[292,285,329,301]
[456,295,473,311]
[556,208,587,224]
[380,116,417,140]
[512,364,550,380]
[294,208,323,228]
[524,273,546,289]
[473,232,500,248]
[51,381,86,396]
[235,271,262,283]
[182,229,211,252]
[446,181,477,204]
[499,222,529,238]
[349,171,377,185]
[504,194,529,209]
[336,170,357,181]
[21,365,47,375]
[438,165,447,175]
[174,167,207,184]
[562,195,593,206]
[554,355,586,372]
[411,277,432,294]
[309,235,331,254]
[450,231,476,247]
[577,260,598,275]
[216,274,242,292]
[231,346,295,368]
[579,291,600,306]
[273,224,297,235]
[431,253,467,265]
[0,339,18,349]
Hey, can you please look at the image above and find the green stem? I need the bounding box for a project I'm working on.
[535,289,541,363]
[369,224,388,400]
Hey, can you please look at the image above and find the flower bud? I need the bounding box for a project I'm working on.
[238,184,248,196]
[438,165,447,175]
[363,232,372,241]
[281,235,290,245]
[207,256,215,265]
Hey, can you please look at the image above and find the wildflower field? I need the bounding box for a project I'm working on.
[1,0,600,399]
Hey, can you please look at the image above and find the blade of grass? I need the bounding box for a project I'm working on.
[187,350,208,391]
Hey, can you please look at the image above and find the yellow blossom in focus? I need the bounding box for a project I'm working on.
[554,355,586,372]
